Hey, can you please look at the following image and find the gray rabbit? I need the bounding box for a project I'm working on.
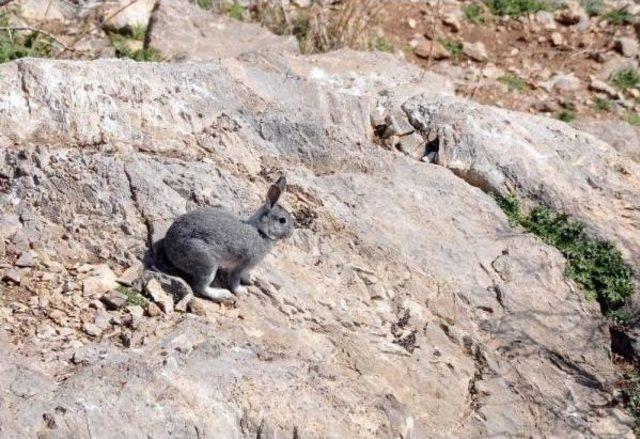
[163,176,293,302]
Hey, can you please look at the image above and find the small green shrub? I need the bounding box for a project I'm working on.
[226,3,247,21]
[494,193,521,225]
[484,0,552,17]
[556,110,576,122]
[439,38,463,59]
[464,3,488,23]
[593,97,611,111]
[196,0,214,10]
[110,33,163,62]
[116,285,147,306]
[371,35,393,52]
[498,74,527,92]
[611,68,640,90]
[602,9,635,25]
[130,24,147,41]
[626,111,640,126]
[581,0,604,16]
[0,20,53,63]
[495,197,634,315]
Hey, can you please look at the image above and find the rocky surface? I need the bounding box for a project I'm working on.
[0,4,638,439]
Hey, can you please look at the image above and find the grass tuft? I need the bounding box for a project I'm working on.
[0,17,53,63]
[464,3,488,23]
[196,0,214,10]
[556,110,576,122]
[438,37,463,59]
[226,3,247,21]
[484,0,552,17]
[625,111,640,126]
[370,35,393,52]
[498,74,527,92]
[593,97,611,111]
[116,285,147,306]
[110,33,163,62]
[581,0,604,16]
[602,9,635,25]
[611,68,640,90]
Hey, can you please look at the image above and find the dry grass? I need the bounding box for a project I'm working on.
[253,0,384,54]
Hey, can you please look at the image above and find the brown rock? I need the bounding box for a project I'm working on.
[145,279,174,314]
[414,41,450,60]
[463,41,489,61]
[146,302,162,317]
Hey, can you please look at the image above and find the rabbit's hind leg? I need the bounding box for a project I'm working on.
[175,240,234,303]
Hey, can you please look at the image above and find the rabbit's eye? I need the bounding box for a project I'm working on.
[279,217,287,224]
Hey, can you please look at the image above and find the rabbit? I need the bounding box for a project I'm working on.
[163,176,293,303]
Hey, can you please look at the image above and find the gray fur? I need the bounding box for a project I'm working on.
[163,177,293,302]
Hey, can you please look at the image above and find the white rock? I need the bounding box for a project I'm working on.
[145,279,174,315]
[463,41,489,61]
[82,265,119,297]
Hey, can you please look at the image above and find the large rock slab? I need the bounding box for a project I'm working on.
[401,95,640,266]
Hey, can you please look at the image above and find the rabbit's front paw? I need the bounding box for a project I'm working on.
[240,272,253,285]
[231,285,248,296]
[202,287,235,303]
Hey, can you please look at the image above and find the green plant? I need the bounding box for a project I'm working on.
[0,21,53,63]
[494,193,521,225]
[130,24,147,41]
[464,3,488,23]
[496,197,634,315]
[484,0,552,17]
[226,3,246,21]
[581,0,604,16]
[611,68,640,91]
[371,35,393,52]
[593,97,611,111]
[439,38,463,59]
[626,111,640,126]
[498,74,527,92]
[110,33,163,62]
[556,110,576,122]
[623,377,640,429]
[116,286,147,306]
[602,9,634,25]
[196,0,214,10]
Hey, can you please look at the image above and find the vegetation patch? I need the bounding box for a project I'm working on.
[370,35,393,52]
[611,68,640,90]
[0,17,53,63]
[602,9,635,25]
[439,38,463,59]
[464,3,488,23]
[556,110,576,122]
[580,0,604,16]
[196,0,214,11]
[626,111,640,126]
[110,33,163,62]
[495,195,634,318]
[116,285,147,307]
[498,73,527,92]
[226,3,247,21]
[484,0,552,17]
[593,97,611,111]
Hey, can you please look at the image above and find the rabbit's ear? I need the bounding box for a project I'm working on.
[266,176,286,208]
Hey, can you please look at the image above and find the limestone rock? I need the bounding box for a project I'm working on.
[102,0,156,32]
[463,41,489,61]
[414,40,450,60]
[145,279,174,315]
[615,37,639,58]
[82,265,119,297]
